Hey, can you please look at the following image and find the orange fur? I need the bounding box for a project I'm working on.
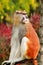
[25,22,40,59]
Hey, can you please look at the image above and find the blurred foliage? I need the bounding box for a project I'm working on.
[0,0,40,23]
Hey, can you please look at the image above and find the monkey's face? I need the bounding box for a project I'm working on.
[13,11,29,26]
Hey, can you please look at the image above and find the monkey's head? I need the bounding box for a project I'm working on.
[13,10,29,27]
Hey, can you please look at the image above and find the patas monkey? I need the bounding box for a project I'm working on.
[2,11,40,65]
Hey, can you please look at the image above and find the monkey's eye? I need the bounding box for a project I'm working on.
[21,17,25,24]
[26,16,28,18]
[22,17,25,21]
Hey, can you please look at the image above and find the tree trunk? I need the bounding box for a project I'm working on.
[39,0,43,65]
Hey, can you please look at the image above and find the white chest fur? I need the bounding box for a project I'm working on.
[9,26,21,61]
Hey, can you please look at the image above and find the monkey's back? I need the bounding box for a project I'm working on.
[25,23,40,59]
[19,22,40,59]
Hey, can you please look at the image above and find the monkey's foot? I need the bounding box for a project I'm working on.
[2,60,16,65]
[2,61,11,65]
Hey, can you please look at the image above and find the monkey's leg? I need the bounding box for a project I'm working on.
[2,34,21,65]
[11,37,29,64]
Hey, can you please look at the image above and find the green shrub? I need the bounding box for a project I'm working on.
[0,0,40,23]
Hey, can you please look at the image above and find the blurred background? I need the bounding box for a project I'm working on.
[0,0,40,23]
[0,0,42,65]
